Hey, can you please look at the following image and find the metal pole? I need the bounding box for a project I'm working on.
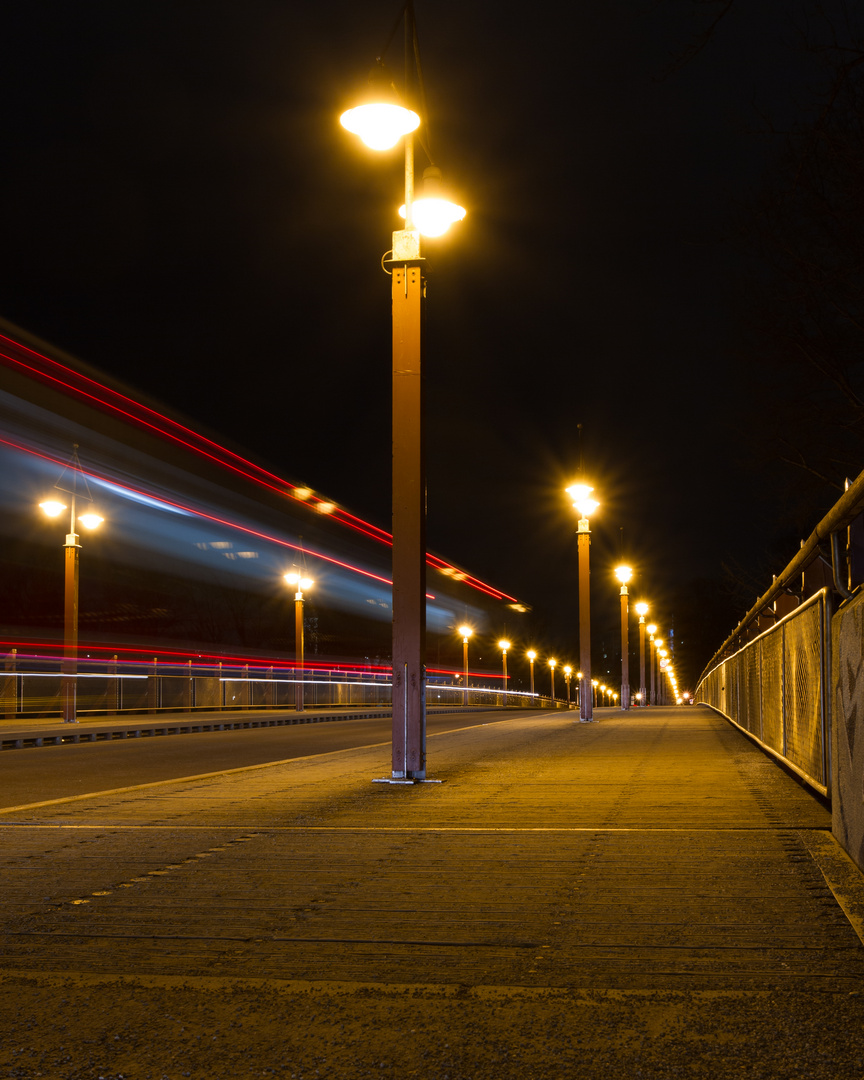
[550,665,555,701]
[62,495,79,723]
[295,593,305,711]
[638,618,646,706]
[389,137,426,779]
[619,585,630,709]
[462,638,469,706]
[650,637,656,705]
[578,518,593,720]
[529,657,535,698]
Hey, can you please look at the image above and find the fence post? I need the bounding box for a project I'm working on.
[149,657,160,712]
[108,654,119,714]
[3,648,17,720]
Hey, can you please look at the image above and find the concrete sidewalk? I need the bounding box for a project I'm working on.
[1,705,863,1078]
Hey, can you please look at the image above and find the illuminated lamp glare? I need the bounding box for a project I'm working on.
[340,103,420,151]
[78,513,104,530]
[39,500,67,517]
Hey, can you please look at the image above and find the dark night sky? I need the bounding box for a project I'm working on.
[0,1,847,684]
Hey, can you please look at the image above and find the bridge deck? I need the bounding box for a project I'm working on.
[1,705,863,1077]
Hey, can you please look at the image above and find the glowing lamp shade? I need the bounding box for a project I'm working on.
[340,103,420,151]
[564,665,572,675]
[498,639,511,651]
[548,658,557,668]
[285,571,314,591]
[526,649,537,661]
[39,500,67,518]
[635,602,649,617]
[400,197,466,237]
[458,625,473,640]
[399,166,465,237]
[78,513,104,530]
[647,624,658,636]
[566,482,599,518]
[615,565,633,585]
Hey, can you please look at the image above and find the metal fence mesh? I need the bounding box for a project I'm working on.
[695,592,827,793]
[783,601,824,783]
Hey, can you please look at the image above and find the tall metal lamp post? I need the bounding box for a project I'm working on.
[635,602,649,707]
[647,623,658,705]
[614,565,632,710]
[341,6,465,783]
[284,569,314,712]
[548,658,557,701]
[566,483,599,722]
[40,449,104,724]
[498,639,510,701]
[526,649,537,698]
[458,625,472,707]
[564,664,572,707]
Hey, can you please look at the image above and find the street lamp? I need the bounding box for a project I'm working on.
[563,664,572,707]
[526,649,537,698]
[39,450,104,724]
[284,569,314,712]
[647,624,658,705]
[566,482,599,723]
[458,625,472,706]
[614,565,632,709]
[635,602,649,707]
[498,639,510,700]
[548,658,557,701]
[342,8,465,783]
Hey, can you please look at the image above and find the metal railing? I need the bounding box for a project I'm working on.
[0,655,563,719]
[696,590,830,795]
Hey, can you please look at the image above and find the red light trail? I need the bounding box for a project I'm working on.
[0,332,518,602]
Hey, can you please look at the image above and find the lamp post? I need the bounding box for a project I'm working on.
[341,11,465,782]
[458,625,472,707]
[284,570,314,712]
[526,649,537,698]
[635,602,648,707]
[548,658,557,702]
[498,639,510,701]
[566,483,599,723]
[575,670,583,710]
[658,646,668,706]
[40,451,104,724]
[564,665,572,707]
[614,565,632,709]
[647,624,658,705]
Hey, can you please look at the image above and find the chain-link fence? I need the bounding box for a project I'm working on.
[695,590,829,795]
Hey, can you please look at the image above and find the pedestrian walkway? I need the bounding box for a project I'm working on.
[1,705,863,1078]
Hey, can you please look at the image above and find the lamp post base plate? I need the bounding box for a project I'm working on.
[372,777,444,785]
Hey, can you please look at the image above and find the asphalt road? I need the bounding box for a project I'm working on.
[0,710,522,808]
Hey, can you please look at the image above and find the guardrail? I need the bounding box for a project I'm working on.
[0,655,563,718]
[696,590,829,795]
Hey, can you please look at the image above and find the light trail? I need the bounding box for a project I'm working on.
[0,333,518,602]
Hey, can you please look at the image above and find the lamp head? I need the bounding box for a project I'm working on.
[340,62,420,151]
[635,602,649,617]
[615,565,633,585]
[498,639,510,652]
[284,571,314,591]
[399,165,466,237]
[526,649,537,662]
[548,658,556,668]
[458,625,473,641]
[39,500,67,518]
[566,482,599,518]
[564,665,572,675]
[647,623,658,636]
[78,512,104,530]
